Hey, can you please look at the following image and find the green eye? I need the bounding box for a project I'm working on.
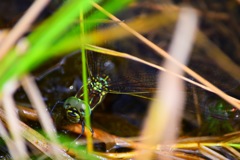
[64,97,90,123]
[66,108,81,123]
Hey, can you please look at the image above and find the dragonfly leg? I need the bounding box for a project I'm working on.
[65,121,85,151]
[90,94,104,111]
[74,120,85,141]
[90,101,102,111]
[89,126,94,137]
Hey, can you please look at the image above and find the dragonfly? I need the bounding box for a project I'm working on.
[62,51,240,136]
[63,51,158,135]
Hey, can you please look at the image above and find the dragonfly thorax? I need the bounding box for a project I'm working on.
[89,76,109,96]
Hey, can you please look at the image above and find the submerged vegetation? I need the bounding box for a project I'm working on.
[0,0,240,159]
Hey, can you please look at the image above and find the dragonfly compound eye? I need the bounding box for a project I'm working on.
[66,108,81,123]
[64,96,91,123]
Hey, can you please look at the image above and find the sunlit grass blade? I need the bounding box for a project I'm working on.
[0,0,99,91]
[79,10,93,152]
[0,0,133,94]
[62,0,133,37]
[47,12,178,59]
[84,0,132,32]
[58,135,104,160]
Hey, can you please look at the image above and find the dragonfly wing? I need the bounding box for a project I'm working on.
[87,51,159,98]
[86,51,240,121]
[87,51,124,78]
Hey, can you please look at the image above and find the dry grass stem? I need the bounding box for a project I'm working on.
[0,107,74,159]
[2,80,29,159]
[0,119,11,142]
[0,119,15,158]
[158,6,198,144]
[224,146,240,158]
[20,120,74,159]
[86,44,240,104]
[89,12,178,44]
[86,44,210,91]
[0,30,9,45]
[92,2,240,111]
[199,145,227,159]
[191,86,202,126]
[21,75,61,159]
[135,7,198,160]
[196,32,240,81]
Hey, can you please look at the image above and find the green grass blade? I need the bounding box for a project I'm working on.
[0,0,99,91]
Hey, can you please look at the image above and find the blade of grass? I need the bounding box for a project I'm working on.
[0,0,133,94]
[2,80,29,159]
[21,75,62,159]
[0,107,74,159]
[196,32,240,81]
[199,145,227,159]
[59,0,133,40]
[80,9,93,152]
[224,145,240,157]
[0,0,99,92]
[84,0,132,32]
[47,12,176,57]
[0,117,18,159]
[0,30,9,45]
[58,136,104,159]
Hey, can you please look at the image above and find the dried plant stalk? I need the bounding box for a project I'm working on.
[2,80,29,159]
[136,7,198,159]
[0,107,74,159]
[21,75,61,159]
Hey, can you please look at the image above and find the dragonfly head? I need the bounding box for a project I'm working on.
[63,97,91,123]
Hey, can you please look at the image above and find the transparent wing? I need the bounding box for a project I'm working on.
[86,51,240,120]
[87,51,158,95]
